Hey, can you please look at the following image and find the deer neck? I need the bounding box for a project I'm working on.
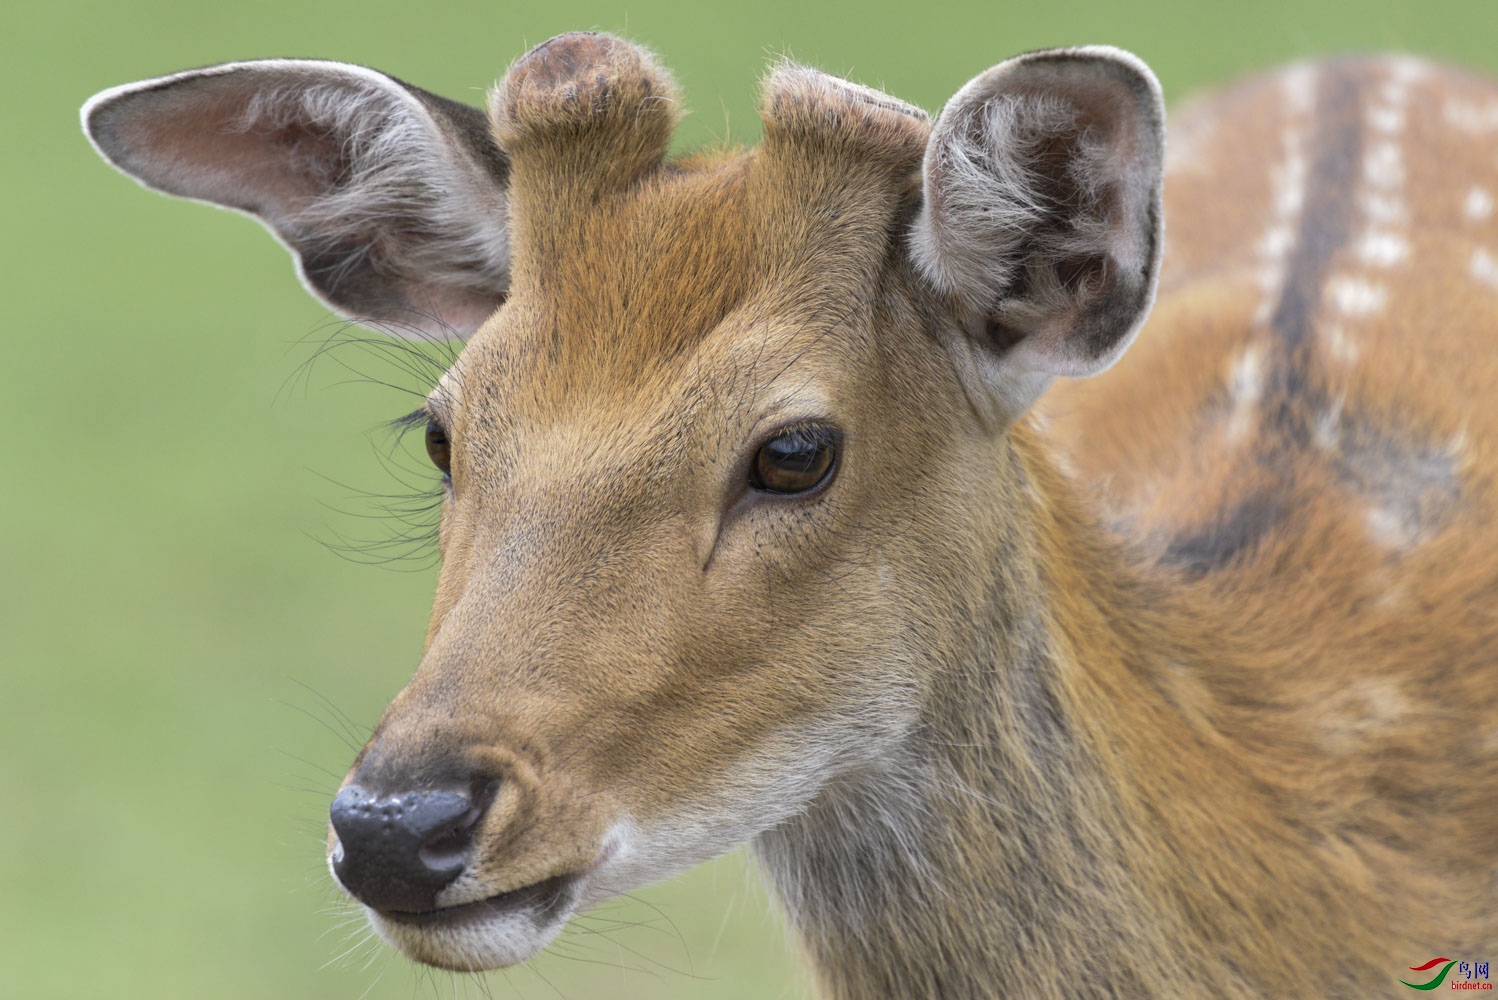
[751,423,1375,1000]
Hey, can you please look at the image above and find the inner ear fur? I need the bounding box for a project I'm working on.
[83,60,513,339]
[912,47,1165,381]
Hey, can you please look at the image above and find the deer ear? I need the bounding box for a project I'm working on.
[911,47,1164,408]
[83,60,512,339]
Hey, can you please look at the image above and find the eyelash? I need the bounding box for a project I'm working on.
[313,409,447,570]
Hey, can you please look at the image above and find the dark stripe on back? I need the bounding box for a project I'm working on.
[1162,491,1288,577]
[1268,62,1365,351]
[1159,63,1373,578]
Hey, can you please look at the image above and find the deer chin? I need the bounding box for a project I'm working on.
[366,877,578,971]
[351,827,629,972]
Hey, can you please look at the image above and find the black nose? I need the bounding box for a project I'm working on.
[329,783,490,912]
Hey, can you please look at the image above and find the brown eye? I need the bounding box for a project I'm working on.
[425,419,451,477]
[750,425,839,495]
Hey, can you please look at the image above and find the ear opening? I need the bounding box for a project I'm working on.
[83,60,514,339]
[912,47,1165,386]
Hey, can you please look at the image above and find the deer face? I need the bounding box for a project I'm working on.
[83,33,1162,971]
[347,62,953,968]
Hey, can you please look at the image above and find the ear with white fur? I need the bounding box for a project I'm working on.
[911,47,1164,410]
[83,60,513,339]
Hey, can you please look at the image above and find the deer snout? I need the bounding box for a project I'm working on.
[329,781,495,913]
[324,721,623,971]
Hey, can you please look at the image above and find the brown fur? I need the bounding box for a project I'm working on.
[86,36,1498,998]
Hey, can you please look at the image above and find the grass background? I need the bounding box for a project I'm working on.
[3,1,1493,997]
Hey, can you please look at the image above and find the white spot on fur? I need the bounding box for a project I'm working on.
[1472,248,1498,290]
[1318,677,1413,752]
[1357,678,1411,722]
[1312,397,1344,450]
[1376,82,1408,113]
[1467,186,1495,222]
[1367,104,1404,133]
[1230,345,1264,401]
[1365,503,1416,550]
[1385,55,1429,86]
[1327,276,1388,317]
[1325,323,1359,364]
[1361,191,1406,225]
[1223,345,1265,442]
[1447,425,1473,472]
[1272,150,1308,217]
[1258,224,1296,259]
[1363,140,1405,189]
[1281,64,1316,115]
[1446,99,1498,133]
[1253,264,1282,324]
[1354,230,1409,268]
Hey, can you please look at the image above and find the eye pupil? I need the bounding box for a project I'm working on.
[751,426,838,495]
[425,419,451,476]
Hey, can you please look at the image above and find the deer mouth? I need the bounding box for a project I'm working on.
[365,873,580,971]
[377,871,577,929]
[361,837,627,972]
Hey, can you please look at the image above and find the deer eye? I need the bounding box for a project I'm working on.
[425,419,451,477]
[750,424,839,495]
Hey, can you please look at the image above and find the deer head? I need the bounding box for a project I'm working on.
[84,32,1163,972]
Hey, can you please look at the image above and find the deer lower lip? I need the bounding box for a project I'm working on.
[378,873,576,928]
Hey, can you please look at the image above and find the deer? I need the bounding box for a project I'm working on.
[83,32,1498,998]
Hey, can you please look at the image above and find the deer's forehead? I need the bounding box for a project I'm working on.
[503,157,760,357]
[448,151,913,424]
[507,148,914,298]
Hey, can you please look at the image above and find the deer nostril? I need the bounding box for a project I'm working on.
[417,782,493,868]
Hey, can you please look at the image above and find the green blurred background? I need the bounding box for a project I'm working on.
[3,0,1493,996]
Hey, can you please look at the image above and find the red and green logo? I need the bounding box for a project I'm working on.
[1402,958,1458,990]
[1403,958,1491,990]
